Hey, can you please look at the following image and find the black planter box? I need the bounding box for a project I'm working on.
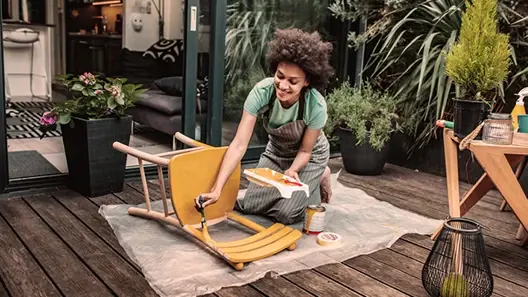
[453,99,489,139]
[61,115,132,197]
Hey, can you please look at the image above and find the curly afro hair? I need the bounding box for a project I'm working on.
[266,28,335,91]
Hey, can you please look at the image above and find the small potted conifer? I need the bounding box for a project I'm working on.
[444,0,510,138]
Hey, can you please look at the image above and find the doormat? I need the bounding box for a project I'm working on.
[8,150,62,179]
[99,172,443,297]
[6,101,62,139]
[6,102,156,139]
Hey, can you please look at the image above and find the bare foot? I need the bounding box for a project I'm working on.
[320,166,332,204]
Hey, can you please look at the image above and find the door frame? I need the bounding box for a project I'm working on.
[0,5,8,193]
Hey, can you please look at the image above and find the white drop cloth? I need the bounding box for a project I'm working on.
[99,172,442,297]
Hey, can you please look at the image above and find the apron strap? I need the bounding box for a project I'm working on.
[297,89,306,120]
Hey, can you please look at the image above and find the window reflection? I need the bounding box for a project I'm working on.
[2,0,48,25]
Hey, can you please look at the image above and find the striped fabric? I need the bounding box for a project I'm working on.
[236,92,330,224]
[6,102,62,139]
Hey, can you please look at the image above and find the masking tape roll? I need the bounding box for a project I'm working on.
[316,232,342,246]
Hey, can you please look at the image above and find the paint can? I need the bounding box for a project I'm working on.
[303,205,326,234]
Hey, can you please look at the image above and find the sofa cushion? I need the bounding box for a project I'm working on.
[135,90,183,115]
[154,76,184,96]
[135,90,207,115]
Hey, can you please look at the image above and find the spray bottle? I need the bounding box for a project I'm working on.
[512,87,528,130]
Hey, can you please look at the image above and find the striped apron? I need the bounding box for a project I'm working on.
[235,91,330,224]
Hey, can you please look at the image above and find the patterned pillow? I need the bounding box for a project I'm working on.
[142,39,184,63]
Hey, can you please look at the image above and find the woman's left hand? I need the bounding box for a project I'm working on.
[284,169,300,181]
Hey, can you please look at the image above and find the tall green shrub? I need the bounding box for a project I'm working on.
[445,0,510,101]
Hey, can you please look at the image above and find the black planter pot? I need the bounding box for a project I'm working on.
[453,99,489,139]
[338,127,392,175]
[61,115,132,197]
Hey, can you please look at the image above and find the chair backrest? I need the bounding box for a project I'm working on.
[168,146,241,226]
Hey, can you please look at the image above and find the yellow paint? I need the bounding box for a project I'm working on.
[168,147,241,226]
[304,208,316,234]
[220,226,294,253]
[225,229,302,263]
[214,221,281,248]
[246,168,297,186]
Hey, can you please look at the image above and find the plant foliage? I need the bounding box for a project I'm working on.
[325,80,400,151]
[445,0,510,101]
[328,0,528,153]
[38,73,146,138]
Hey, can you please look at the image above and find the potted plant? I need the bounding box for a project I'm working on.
[39,72,146,197]
[325,80,400,175]
[445,0,510,138]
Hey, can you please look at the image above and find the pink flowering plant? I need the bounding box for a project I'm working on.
[39,72,146,138]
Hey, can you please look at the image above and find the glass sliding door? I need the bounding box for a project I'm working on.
[1,0,69,194]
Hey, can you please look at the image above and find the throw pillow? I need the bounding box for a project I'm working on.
[143,39,183,63]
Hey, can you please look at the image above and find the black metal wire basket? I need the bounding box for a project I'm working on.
[422,218,493,297]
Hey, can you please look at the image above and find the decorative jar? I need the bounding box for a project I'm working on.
[482,113,513,145]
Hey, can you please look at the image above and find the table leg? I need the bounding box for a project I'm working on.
[444,129,461,218]
[431,129,461,240]
[472,149,528,243]
[500,156,527,211]
[459,173,493,216]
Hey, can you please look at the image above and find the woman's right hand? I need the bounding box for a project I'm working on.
[195,190,221,209]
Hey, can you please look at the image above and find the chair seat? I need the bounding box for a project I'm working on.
[216,223,302,264]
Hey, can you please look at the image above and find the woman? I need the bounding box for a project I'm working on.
[197,28,335,225]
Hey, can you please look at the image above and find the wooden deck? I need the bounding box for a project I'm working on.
[0,158,527,297]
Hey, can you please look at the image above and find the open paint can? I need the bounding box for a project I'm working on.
[303,205,326,234]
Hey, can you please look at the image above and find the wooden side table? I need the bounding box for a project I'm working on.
[431,128,528,246]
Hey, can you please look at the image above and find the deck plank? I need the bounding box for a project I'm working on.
[23,193,159,297]
[215,286,265,297]
[113,184,151,205]
[0,197,113,297]
[0,280,9,297]
[283,270,361,296]
[249,274,313,297]
[315,263,410,296]
[0,201,62,297]
[344,255,429,297]
[51,190,141,272]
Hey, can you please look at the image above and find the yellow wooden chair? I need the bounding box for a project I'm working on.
[112,132,302,270]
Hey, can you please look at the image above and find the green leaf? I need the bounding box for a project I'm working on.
[72,83,84,91]
[107,97,117,109]
[58,113,71,125]
[115,93,125,105]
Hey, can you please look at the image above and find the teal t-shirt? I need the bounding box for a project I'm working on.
[243,77,327,130]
